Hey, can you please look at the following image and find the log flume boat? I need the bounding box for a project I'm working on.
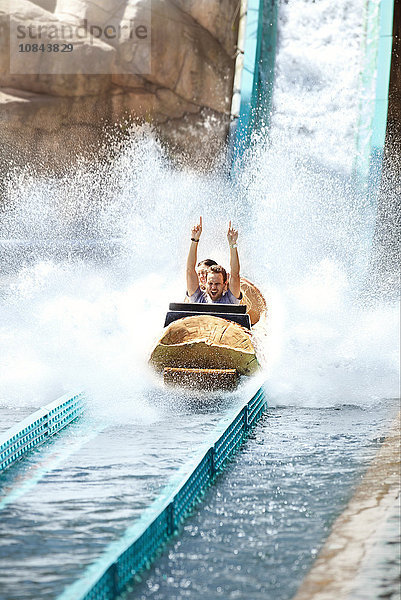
[149,278,267,390]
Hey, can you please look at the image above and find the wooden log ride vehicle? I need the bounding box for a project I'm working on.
[149,278,267,391]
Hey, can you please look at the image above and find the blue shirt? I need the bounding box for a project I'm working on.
[188,287,241,305]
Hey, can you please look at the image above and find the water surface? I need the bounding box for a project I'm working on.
[130,402,399,600]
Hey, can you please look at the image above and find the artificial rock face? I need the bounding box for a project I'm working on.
[0,0,239,170]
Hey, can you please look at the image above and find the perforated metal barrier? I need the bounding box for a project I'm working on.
[58,386,267,600]
[0,392,85,472]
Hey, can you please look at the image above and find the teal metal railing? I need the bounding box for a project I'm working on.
[354,0,394,195]
[0,392,85,472]
[250,0,279,134]
[57,386,267,600]
[230,0,279,166]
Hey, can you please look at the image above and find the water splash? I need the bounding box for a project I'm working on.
[0,126,398,411]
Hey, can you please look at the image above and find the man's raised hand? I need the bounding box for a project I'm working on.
[191,216,203,242]
[227,220,238,246]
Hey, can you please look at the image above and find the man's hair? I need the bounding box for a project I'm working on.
[207,264,228,282]
[197,258,218,268]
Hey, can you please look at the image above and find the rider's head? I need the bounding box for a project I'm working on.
[206,265,228,301]
[196,259,217,288]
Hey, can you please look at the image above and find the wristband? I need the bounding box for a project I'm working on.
[230,243,238,249]
[191,238,199,243]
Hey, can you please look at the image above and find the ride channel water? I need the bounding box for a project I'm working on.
[128,402,400,600]
[0,381,264,600]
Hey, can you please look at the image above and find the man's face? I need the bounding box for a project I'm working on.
[196,266,209,287]
[206,272,225,301]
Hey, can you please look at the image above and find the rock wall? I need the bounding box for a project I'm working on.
[0,0,240,171]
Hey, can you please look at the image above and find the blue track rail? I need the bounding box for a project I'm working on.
[0,392,85,472]
[57,386,267,600]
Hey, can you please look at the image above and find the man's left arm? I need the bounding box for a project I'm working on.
[227,221,241,299]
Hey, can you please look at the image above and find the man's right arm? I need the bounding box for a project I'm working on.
[186,216,202,297]
[227,221,241,299]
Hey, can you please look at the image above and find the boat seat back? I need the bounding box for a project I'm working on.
[169,302,247,314]
[164,307,251,330]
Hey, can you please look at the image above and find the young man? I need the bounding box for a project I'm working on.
[196,258,217,290]
[186,216,242,304]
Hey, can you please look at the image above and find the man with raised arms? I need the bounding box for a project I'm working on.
[186,216,242,304]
